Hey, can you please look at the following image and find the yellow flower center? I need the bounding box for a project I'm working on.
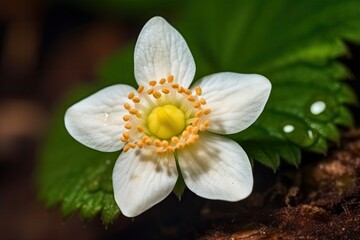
[120,74,211,154]
[147,105,185,140]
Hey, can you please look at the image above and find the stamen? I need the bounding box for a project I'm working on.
[167,75,174,82]
[132,97,140,103]
[149,80,157,86]
[124,103,131,110]
[147,88,154,94]
[171,136,180,144]
[203,109,211,115]
[136,112,142,118]
[137,141,143,148]
[167,146,175,152]
[128,142,136,148]
[193,102,201,108]
[187,95,196,102]
[125,123,132,129]
[192,118,200,126]
[128,92,135,99]
[153,91,161,99]
[129,109,138,115]
[159,78,166,85]
[199,98,206,105]
[123,132,130,139]
[161,140,169,148]
[184,88,192,95]
[195,110,203,117]
[195,86,202,96]
[136,125,144,132]
[123,145,130,152]
[154,139,162,147]
[137,85,144,93]
[123,115,130,121]
[120,137,127,142]
[161,88,170,94]
[171,83,179,89]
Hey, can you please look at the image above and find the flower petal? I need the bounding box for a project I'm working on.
[64,84,135,152]
[177,132,253,201]
[194,72,271,134]
[113,149,178,217]
[134,16,195,88]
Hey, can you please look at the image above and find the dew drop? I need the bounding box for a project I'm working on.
[283,124,295,133]
[305,94,338,122]
[310,101,326,115]
[281,120,318,147]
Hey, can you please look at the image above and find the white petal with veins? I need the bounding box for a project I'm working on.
[134,16,196,88]
[65,84,135,152]
[194,72,271,134]
[177,132,253,201]
[113,148,178,217]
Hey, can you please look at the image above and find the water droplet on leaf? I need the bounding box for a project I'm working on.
[282,120,318,147]
[305,94,338,122]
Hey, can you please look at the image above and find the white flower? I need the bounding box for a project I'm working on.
[64,16,271,217]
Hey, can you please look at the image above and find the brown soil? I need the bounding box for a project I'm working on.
[198,129,360,240]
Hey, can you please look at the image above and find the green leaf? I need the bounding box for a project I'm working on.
[38,0,360,224]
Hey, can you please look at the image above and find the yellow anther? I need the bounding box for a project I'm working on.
[184,88,192,95]
[156,148,164,154]
[147,105,185,140]
[199,98,206,105]
[147,88,154,94]
[149,80,157,86]
[132,97,140,103]
[161,88,170,94]
[203,109,211,115]
[186,125,193,132]
[137,141,143,148]
[123,115,130,121]
[161,140,169,148]
[128,142,136,148]
[182,131,190,138]
[125,123,132,129]
[124,103,131,110]
[171,136,180,144]
[145,138,153,145]
[136,112,143,118]
[167,75,174,82]
[136,125,144,132]
[193,102,201,108]
[159,78,166,85]
[120,137,127,142]
[191,134,199,142]
[176,142,185,149]
[192,118,200,126]
[187,95,196,102]
[203,120,209,126]
[128,92,135,99]
[195,86,202,96]
[171,83,179,89]
[191,126,199,134]
[129,109,137,115]
[123,145,130,152]
[200,124,206,132]
[153,91,161,99]
[137,85,144,93]
[167,146,175,152]
[195,110,203,117]
[123,132,130,139]
[178,87,184,93]
[154,139,162,147]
